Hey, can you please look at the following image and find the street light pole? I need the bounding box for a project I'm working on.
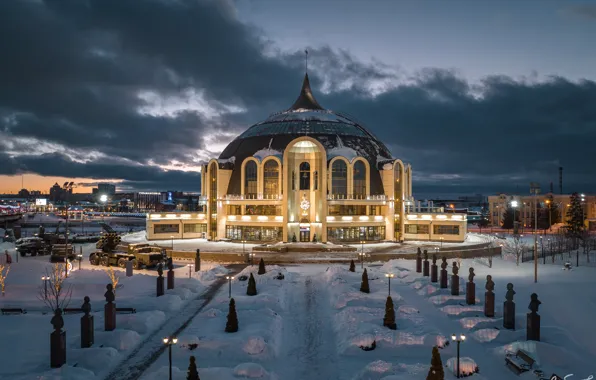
[162,337,178,380]
[226,275,234,298]
[511,200,518,235]
[385,273,394,296]
[358,251,365,269]
[41,276,48,300]
[452,333,466,378]
[530,183,540,283]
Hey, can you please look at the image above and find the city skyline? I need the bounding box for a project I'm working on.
[1,0,595,195]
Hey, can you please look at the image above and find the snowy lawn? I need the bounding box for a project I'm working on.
[381,250,596,379]
[140,264,292,380]
[0,242,229,380]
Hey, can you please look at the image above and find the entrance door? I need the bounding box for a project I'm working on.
[299,227,310,242]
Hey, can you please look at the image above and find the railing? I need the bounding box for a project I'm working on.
[327,194,387,201]
[405,206,446,213]
[222,194,282,201]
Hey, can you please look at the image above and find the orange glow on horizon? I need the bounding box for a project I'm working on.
[0,174,122,194]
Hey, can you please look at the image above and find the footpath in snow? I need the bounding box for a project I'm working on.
[277,275,340,380]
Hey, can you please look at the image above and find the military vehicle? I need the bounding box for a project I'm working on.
[15,237,48,256]
[3,228,15,243]
[89,233,163,270]
[49,244,77,263]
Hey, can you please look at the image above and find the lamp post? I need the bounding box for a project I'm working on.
[545,199,552,231]
[530,183,540,283]
[358,251,365,269]
[452,333,466,378]
[385,273,394,296]
[41,275,49,300]
[187,264,193,279]
[360,240,365,256]
[249,253,255,266]
[100,194,108,222]
[170,235,174,250]
[439,237,444,247]
[511,200,518,235]
[163,337,178,380]
[77,253,82,270]
[225,275,234,298]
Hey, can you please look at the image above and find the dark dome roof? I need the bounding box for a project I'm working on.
[217,74,394,195]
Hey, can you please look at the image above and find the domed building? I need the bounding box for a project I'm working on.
[147,74,467,243]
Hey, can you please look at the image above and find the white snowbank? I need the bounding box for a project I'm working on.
[445,357,478,376]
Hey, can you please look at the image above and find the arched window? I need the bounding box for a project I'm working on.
[209,162,218,239]
[263,160,279,197]
[244,161,257,197]
[394,164,401,201]
[353,160,366,198]
[331,160,347,197]
[299,162,310,190]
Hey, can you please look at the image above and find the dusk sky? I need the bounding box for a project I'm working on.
[1,0,595,196]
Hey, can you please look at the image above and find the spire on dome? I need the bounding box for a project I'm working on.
[288,73,324,111]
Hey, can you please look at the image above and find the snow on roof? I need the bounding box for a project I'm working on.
[253,138,282,161]
[327,135,358,161]
[217,156,236,164]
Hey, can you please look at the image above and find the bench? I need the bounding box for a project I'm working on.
[1,308,27,315]
[505,349,536,374]
[116,307,136,314]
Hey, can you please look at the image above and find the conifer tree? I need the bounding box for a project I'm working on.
[246,273,257,296]
[501,206,518,230]
[426,346,444,380]
[383,296,397,330]
[360,268,370,293]
[349,260,355,272]
[566,192,585,240]
[546,194,560,225]
[258,258,266,275]
[225,298,238,333]
[187,355,200,380]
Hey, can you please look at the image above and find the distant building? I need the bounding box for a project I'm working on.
[97,183,116,196]
[18,189,30,198]
[49,183,72,202]
[488,193,596,231]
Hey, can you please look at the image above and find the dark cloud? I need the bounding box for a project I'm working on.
[0,0,595,195]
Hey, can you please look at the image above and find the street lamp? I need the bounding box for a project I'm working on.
[360,240,365,255]
[439,237,444,247]
[225,275,234,298]
[511,200,518,234]
[187,264,193,279]
[385,273,394,296]
[530,183,540,283]
[170,235,174,250]
[358,251,366,269]
[452,333,466,378]
[163,336,178,380]
[100,194,107,222]
[41,275,49,300]
[249,253,255,266]
[77,253,82,270]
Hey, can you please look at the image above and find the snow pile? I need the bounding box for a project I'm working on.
[445,357,479,376]
[233,362,269,378]
[117,310,167,334]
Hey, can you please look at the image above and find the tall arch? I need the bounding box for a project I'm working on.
[352,159,367,198]
[299,162,310,190]
[243,159,258,198]
[330,159,348,197]
[208,161,218,240]
[263,159,280,197]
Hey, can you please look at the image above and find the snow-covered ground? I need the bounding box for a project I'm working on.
[1,233,595,379]
[0,241,230,380]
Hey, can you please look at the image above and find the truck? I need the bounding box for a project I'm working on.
[15,237,49,256]
[89,233,163,270]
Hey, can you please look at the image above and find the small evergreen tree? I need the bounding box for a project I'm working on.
[546,194,561,225]
[292,233,297,242]
[258,258,266,275]
[349,260,355,272]
[501,206,518,230]
[426,346,445,380]
[360,268,370,293]
[246,273,257,296]
[383,296,397,330]
[225,298,238,333]
[312,234,317,243]
[566,192,585,241]
[187,355,200,380]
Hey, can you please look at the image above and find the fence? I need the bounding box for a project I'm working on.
[520,240,596,267]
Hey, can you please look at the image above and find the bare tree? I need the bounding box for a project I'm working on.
[579,230,594,263]
[38,263,73,311]
[0,264,9,295]
[503,235,529,266]
[104,266,120,295]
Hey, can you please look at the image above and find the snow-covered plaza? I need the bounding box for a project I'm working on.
[0,234,594,380]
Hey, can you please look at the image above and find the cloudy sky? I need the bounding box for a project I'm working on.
[1,0,595,197]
